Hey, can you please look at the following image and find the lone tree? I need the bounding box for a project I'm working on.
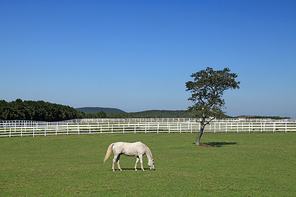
[186,67,240,146]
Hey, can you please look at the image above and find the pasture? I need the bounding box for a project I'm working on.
[0,132,295,196]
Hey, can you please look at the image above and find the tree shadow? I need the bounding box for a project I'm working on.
[205,142,237,147]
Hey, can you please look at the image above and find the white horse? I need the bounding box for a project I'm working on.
[103,141,155,171]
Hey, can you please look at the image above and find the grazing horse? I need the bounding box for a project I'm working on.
[103,141,155,171]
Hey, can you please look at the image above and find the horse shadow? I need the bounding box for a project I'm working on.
[112,168,151,171]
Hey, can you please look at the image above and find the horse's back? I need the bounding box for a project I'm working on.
[113,141,145,156]
[113,141,143,147]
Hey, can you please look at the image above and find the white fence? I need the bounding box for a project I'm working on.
[0,118,296,137]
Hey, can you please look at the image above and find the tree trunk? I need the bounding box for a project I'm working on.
[195,126,204,146]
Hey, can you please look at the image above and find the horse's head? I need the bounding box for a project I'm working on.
[148,159,155,171]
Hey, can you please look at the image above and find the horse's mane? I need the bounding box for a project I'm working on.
[144,144,153,159]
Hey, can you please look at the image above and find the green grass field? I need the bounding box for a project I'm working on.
[1,132,295,196]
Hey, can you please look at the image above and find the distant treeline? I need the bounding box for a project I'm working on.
[0,99,221,121]
[1,99,290,121]
[0,99,135,121]
[242,116,291,119]
[0,99,83,121]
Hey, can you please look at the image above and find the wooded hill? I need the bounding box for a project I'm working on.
[76,107,188,118]
[130,110,186,118]
[76,107,125,114]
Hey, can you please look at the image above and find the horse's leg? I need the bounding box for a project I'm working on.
[134,157,139,171]
[116,155,122,171]
[112,154,117,171]
[139,155,145,171]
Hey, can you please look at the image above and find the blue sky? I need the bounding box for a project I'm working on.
[1,0,296,118]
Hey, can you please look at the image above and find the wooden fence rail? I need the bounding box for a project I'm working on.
[1,119,296,137]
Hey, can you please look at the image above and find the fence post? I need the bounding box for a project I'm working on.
[157,123,159,133]
[285,122,287,133]
[273,122,275,133]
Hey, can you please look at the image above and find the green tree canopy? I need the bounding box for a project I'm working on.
[186,67,240,146]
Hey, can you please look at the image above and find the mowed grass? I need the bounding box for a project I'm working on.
[0,132,295,196]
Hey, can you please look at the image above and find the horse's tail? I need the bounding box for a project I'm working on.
[103,143,114,163]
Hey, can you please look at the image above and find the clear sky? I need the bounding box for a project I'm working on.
[1,0,296,118]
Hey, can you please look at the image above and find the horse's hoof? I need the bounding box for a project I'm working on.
[135,169,137,171]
